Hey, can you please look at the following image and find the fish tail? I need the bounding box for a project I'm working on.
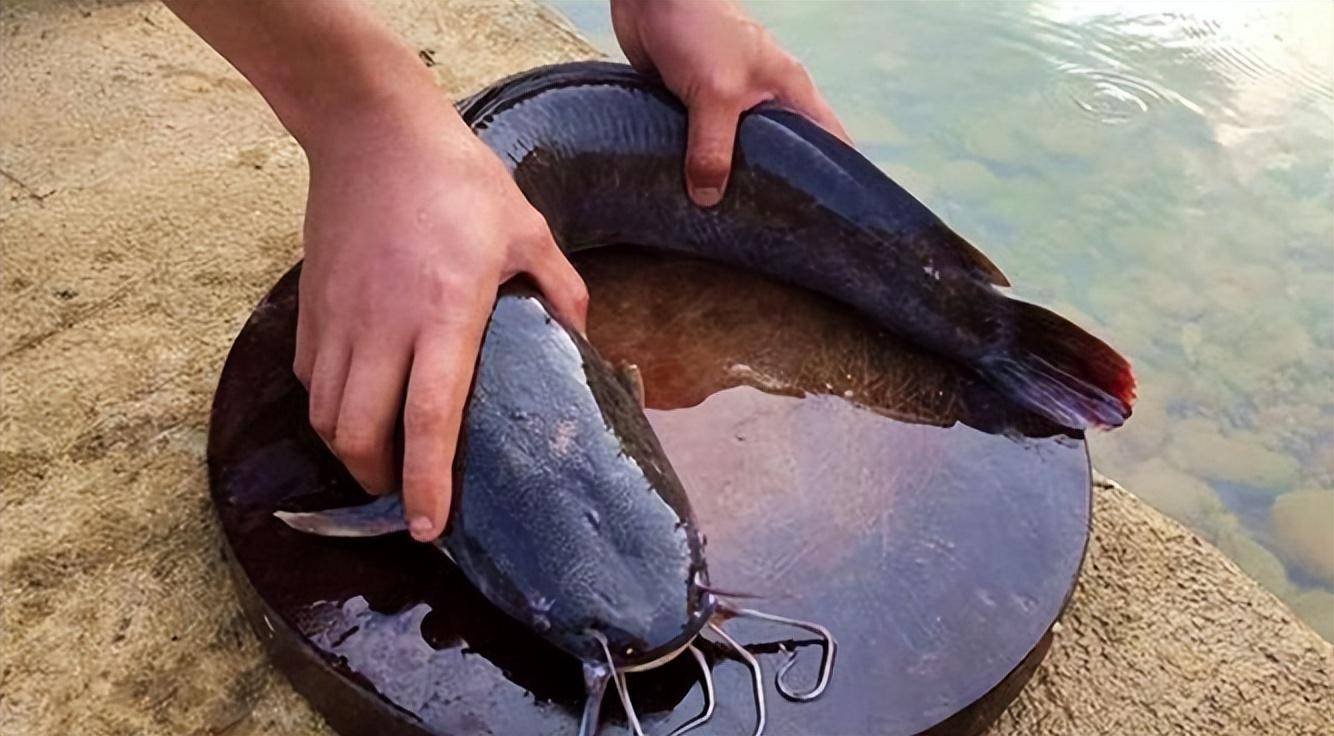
[983,300,1136,430]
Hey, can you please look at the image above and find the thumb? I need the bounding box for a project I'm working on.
[684,97,743,207]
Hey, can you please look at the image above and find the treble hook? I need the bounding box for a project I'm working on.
[723,605,837,702]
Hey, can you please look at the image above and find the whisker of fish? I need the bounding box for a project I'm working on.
[706,621,767,736]
[666,645,716,736]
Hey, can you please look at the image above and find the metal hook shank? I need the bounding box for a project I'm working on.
[725,606,837,702]
[708,621,766,736]
[666,645,716,736]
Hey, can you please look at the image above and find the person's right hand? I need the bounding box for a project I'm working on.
[612,0,850,207]
[293,98,588,542]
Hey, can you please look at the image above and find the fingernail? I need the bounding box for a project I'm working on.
[408,515,435,541]
[691,186,722,208]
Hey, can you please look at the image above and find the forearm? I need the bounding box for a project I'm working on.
[164,0,462,156]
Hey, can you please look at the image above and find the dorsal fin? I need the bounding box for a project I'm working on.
[941,226,1010,287]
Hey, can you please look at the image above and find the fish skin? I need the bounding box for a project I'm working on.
[282,60,1135,681]
[280,283,714,670]
[459,61,1135,430]
[444,284,712,666]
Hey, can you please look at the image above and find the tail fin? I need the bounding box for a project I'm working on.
[984,300,1136,430]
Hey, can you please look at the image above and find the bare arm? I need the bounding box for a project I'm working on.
[166,0,589,541]
[166,0,843,542]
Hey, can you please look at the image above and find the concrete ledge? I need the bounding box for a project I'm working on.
[1,1,1330,734]
[995,476,1334,734]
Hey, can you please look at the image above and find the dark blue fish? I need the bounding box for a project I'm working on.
[463,61,1135,430]
[279,61,1133,736]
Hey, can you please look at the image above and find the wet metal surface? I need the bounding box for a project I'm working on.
[208,248,1091,735]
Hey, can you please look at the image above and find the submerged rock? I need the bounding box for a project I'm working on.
[1211,524,1296,601]
[1124,457,1229,530]
[1166,418,1302,493]
[1269,489,1334,586]
[1289,589,1334,643]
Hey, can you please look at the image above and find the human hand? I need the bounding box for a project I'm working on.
[611,0,850,206]
[294,98,588,542]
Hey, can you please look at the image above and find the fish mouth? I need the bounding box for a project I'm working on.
[616,639,692,673]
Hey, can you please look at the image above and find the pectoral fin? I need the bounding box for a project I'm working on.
[617,362,645,408]
[274,494,408,537]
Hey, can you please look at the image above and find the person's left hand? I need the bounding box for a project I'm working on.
[612,0,851,207]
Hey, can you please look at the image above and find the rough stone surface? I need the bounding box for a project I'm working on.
[994,477,1334,735]
[2,2,1331,735]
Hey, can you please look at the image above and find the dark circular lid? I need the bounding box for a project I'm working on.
[208,247,1089,736]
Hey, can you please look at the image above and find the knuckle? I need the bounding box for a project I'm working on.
[404,393,450,435]
[702,75,745,105]
[738,21,774,60]
[569,281,590,311]
[522,212,555,246]
[401,464,446,496]
[783,56,813,84]
[419,267,470,308]
[689,148,732,179]
[308,406,337,441]
[293,359,312,387]
[332,427,379,464]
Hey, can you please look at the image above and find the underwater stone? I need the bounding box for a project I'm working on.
[1268,489,1334,587]
[963,120,1025,164]
[1289,588,1334,643]
[1166,418,1302,493]
[1124,458,1230,531]
[842,108,908,147]
[936,158,1002,198]
[1211,523,1296,601]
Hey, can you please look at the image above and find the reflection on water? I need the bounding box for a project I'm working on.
[550,0,1334,640]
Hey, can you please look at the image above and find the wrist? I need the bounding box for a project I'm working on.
[272,55,456,156]
[291,79,467,168]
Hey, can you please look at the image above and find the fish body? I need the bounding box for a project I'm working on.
[460,61,1135,430]
[280,61,1132,733]
[280,284,714,672]
[443,285,713,667]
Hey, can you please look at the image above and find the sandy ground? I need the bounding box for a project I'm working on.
[1,1,1331,734]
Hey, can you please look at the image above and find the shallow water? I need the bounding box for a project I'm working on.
[549,0,1334,640]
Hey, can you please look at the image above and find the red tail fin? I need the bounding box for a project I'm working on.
[984,300,1136,430]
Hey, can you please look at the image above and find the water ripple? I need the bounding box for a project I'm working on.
[1051,65,1166,125]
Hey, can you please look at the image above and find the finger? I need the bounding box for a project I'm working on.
[526,242,590,334]
[293,288,317,387]
[684,97,744,207]
[333,343,412,495]
[777,78,852,145]
[306,339,351,444]
[400,303,491,541]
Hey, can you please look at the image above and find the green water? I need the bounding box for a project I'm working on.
[548,1,1334,640]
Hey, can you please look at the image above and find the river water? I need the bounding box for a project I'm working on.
[548,1,1334,641]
